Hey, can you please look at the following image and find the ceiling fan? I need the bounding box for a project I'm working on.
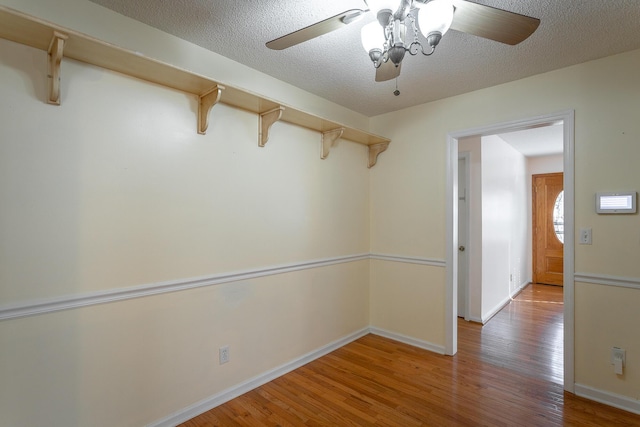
[266,0,540,82]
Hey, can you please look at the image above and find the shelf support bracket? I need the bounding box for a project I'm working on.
[258,106,285,147]
[321,128,344,160]
[368,141,390,168]
[198,84,224,135]
[47,31,68,105]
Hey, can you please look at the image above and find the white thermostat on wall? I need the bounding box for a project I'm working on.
[596,191,637,214]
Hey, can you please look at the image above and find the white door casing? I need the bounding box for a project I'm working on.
[445,110,575,393]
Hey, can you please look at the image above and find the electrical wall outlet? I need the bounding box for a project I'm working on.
[219,345,230,365]
[611,347,625,364]
[611,347,625,375]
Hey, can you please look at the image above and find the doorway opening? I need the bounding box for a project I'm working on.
[445,110,575,392]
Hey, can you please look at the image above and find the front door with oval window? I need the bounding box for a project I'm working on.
[533,173,564,286]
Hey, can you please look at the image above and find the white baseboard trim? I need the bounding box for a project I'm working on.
[149,326,447,426]
[147,327,370,427]
[370,253,446,268]
[574,383,640,415]
[369,327,446,355]
[0,253,369,322]
[149,333,640,426]
[481,295,512,324]
[511,280,530,298]
[574,273,640,290]
[478,281,530,325]
[465,282,530,324]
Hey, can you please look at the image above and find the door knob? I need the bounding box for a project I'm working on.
[459,246,465,252]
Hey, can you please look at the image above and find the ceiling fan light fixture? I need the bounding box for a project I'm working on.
[361,20,386,53]
[369,48,383,65]
[366,0,401,25]
[365,0,402,15]
[426,32,443,48]
[418,0,454,39]
[389,19,408,65]
[388,45,406,66]
[267,0,540,85]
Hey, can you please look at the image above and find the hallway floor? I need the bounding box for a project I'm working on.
[460,283,564,384]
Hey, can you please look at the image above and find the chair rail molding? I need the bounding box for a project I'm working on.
[0,254,370,322]
[0,253,454,322]
[574,273,640,290]
[370,253,446,267]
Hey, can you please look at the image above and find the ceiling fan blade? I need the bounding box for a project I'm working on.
[375,61,401,82]
[450,0,540,45]
[266,9,367,50]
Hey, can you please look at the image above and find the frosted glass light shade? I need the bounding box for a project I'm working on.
[418,0,454,37]
[361,21,386,53]
[366,0,401,15]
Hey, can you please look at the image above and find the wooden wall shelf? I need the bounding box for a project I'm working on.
[0,6,390,168]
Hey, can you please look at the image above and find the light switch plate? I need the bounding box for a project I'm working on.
[579,228,592,245]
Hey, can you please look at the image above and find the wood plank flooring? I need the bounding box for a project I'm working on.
[458,283,564,385]
[180,284,640,426]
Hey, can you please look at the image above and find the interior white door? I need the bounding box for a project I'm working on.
[457,156,469,318]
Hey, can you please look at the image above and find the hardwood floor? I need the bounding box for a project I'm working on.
[181,284,640,426]
[459,283,564,385]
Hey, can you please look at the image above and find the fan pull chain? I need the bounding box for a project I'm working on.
[394,77,400,96]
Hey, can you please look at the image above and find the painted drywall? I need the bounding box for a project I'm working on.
[575,282,640,401]
[2,0,640,421]
[369,260,445,347]
[480,135,528,320]
[370,49,640,401]
[0,36,371,426]
[528,153,564,176]
[0,0,370,131]
[0,39,371,302]
[456,136,528,323]
[0,263,370,427]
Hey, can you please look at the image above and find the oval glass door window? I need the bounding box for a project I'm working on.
[553,191,564,243]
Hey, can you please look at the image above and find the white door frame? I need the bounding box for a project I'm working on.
[445,110,575,392]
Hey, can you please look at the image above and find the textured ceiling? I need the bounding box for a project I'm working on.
[87,0,640,117]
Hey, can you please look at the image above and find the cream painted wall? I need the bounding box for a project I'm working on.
[370,49,640,401]
[0,39,371,302]
[0,0,370,131]
[369,260,445,346]
[575,282,640,400]
[0,263,370,426]
[0,36,371,426]
[2,0,640,421]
